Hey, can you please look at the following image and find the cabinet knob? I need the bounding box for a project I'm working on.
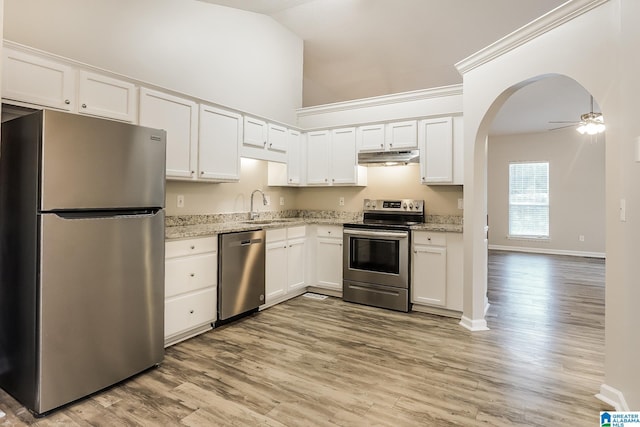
[190,245,195,250]
[380,143,384,148]
[414,250,417,254]
[189,310,194,314]
[200,171,205,175]
[264,141,267,146]
[422,177,425,181]
[190,273,195,277]
[325,178,328,182]
[65,99,70,105]
[82,103,87,109]
[191,171,195,175]
[389,143,393,148]
[289,178,292,182]
[269,143,273,148]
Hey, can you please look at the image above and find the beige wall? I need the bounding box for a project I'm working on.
[295,164,462,215]
[487,128,605,255]
[165,158,298,216]
[167,160,462,216]
[3,0,303,123]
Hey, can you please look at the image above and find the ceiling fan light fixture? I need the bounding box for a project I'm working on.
[576,112,605,135]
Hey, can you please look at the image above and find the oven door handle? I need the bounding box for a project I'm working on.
[343,229,408,239]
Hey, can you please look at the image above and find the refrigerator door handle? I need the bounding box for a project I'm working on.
[52,208,162,220]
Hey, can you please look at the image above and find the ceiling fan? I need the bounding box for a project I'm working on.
[549,95,605,134]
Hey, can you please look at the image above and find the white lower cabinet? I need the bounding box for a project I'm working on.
[411,231,463,313]
[264,226,307,307]
[164,235,217,346]
[314,225,343,291]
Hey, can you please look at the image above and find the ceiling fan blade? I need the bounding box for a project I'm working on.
[549,120,579,124]
[548,124,576,131]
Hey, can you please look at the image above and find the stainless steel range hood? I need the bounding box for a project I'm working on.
[357,150,419,166]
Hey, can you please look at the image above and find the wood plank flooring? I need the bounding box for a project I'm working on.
[0,251,611,426]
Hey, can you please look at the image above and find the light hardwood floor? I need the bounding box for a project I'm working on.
[0,251,611,426]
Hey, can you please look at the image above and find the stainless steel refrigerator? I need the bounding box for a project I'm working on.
[0,109,166,415]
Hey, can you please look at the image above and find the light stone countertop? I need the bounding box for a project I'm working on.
[165,211,463,240]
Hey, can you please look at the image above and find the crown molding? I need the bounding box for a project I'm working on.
[455,0,610,75]
[296,84,463,117]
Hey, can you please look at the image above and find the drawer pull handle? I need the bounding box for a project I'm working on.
[189,310,194,314]
[190,273,195,277]
[190,245,195,249]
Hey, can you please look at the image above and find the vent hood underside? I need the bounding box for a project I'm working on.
[357,150,419,166]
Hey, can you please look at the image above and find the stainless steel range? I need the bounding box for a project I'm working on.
[343,199,425,312]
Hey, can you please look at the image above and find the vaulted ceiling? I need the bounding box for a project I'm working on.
[198,0,599,135]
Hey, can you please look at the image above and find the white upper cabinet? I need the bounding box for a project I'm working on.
[306,130,332,185]
[306,127,364,186]
[2,47,75,111]
[139,87,198,180]
[287,129,303,185]
[198,105,242,182]
[386,120,418,150]
[330,127,357,185]
[419,116,463,185]
[242,116,289,162]
[357,120,417,152]
[267,123,288,152]
[356,124,386,151]
[78,71,137,123]
[243,116,268,148]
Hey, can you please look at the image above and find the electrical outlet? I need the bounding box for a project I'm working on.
[177,194,184,208]
[579,235,585,242]
[458,198,463,210]
[339,197,345,206]
[280,197,285,206]
[265,195,271,206]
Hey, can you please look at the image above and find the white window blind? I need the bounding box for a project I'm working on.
[509,162,549,238]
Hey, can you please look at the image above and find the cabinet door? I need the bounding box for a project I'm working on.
[243,116,268,148]
[316,237,342,290]
[306,130,331,185]
[386,120,418,150]
[267,123,288,153]
[357,124,386,152]
[287,130,302,185]
[287,237,306,292]
[331,127,357,185]
[419,117,453,184]
[2,48,75,111]
[266,240,288,303]
[198,105,241,181]
[139,88,198,179]
[165,287,216,338]
[412,245,447,306]
[78,71,137,122]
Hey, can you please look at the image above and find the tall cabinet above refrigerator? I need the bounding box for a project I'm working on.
[0,110,167,415]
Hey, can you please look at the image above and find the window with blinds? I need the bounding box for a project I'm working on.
[508,162,549,238]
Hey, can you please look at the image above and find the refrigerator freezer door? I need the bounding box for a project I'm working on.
[37,210,165,414]
[40,110,166,211]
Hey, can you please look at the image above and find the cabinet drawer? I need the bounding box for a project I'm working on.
[165,253,217,298]
[287,225,306,239]
[266,228,287,242]
[166,236,217,258]
[413,231,446,246]
[165,287,216,338]
[316,225,342,238]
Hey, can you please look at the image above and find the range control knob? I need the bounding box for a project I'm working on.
[365,202,370,208]
[403,202,408,209]
[371,202,376,208]
[409,203,414,209]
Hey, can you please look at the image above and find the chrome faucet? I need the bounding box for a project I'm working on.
[250,189,267,220]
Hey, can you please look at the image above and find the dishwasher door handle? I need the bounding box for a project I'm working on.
[232,238,264,247]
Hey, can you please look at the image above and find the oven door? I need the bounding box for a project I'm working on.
[343,228,409,289]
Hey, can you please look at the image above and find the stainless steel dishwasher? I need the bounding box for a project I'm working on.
[218,229,266,321]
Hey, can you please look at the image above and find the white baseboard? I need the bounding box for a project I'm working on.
[459,315,490,331]
[489,244,605,259]
[596,384,630,411]
[411,304,462,319]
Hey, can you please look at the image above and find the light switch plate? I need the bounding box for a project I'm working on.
[177,194,184,208]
